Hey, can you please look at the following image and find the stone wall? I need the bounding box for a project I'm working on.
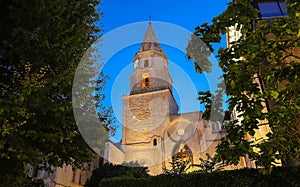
[122,89,177,145]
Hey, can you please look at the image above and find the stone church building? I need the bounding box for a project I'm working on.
[104,23,245,175]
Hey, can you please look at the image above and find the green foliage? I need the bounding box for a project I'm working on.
[186,34,213,73]
[192,153,225,173]
[162,154,190,176]
[0,158,43,187]
[198,87,225,122]
[0,0,114,184]
[99,166,300,187]
[186,0,300,171]
[85,162,149,187]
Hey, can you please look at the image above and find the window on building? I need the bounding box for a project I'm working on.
[144,59,149,67]
[279,2,287,15]
[142,73,150,89]
[153,138,157,146]
[256,0,287,19]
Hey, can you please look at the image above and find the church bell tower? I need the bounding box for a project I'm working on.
[105,22,231,175]
[122,22,178,145]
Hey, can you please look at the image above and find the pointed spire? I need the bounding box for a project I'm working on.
[143,22,158,43]
[140,22,161,52]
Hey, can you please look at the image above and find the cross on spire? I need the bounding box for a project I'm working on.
[140,22,160,52]
[149,15,152,23]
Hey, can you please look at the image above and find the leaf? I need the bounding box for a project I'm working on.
[190,0,300,173]
[0,0,114,184]
[270,91,279,99]
[231,80,236,89]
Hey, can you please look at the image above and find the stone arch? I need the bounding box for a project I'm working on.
[142,73,150,89]
[172,142,193,164]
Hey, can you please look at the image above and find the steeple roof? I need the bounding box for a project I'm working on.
[139,22,161,52]
[143,22,159,43]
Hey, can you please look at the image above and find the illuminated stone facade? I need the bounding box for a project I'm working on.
[105,23,246,175]
[34,157,100,187]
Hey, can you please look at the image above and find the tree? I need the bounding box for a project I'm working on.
[162,154,191,176]
[0,0,114,184]
[192,153,225,173]
[186,0,300,172]
[85,162,149,187]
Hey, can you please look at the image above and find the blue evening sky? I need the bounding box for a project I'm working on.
[99,0,230,142]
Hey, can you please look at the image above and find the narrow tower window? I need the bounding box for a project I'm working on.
[153,138,157,146]
[142,73,150,89]
[144,59,149,67]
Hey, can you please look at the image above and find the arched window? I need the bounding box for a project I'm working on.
[144,59,149,67]
[153,138,157,146]
[142,73,150,89]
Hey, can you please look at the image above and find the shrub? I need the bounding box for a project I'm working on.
[99,166,300,187]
